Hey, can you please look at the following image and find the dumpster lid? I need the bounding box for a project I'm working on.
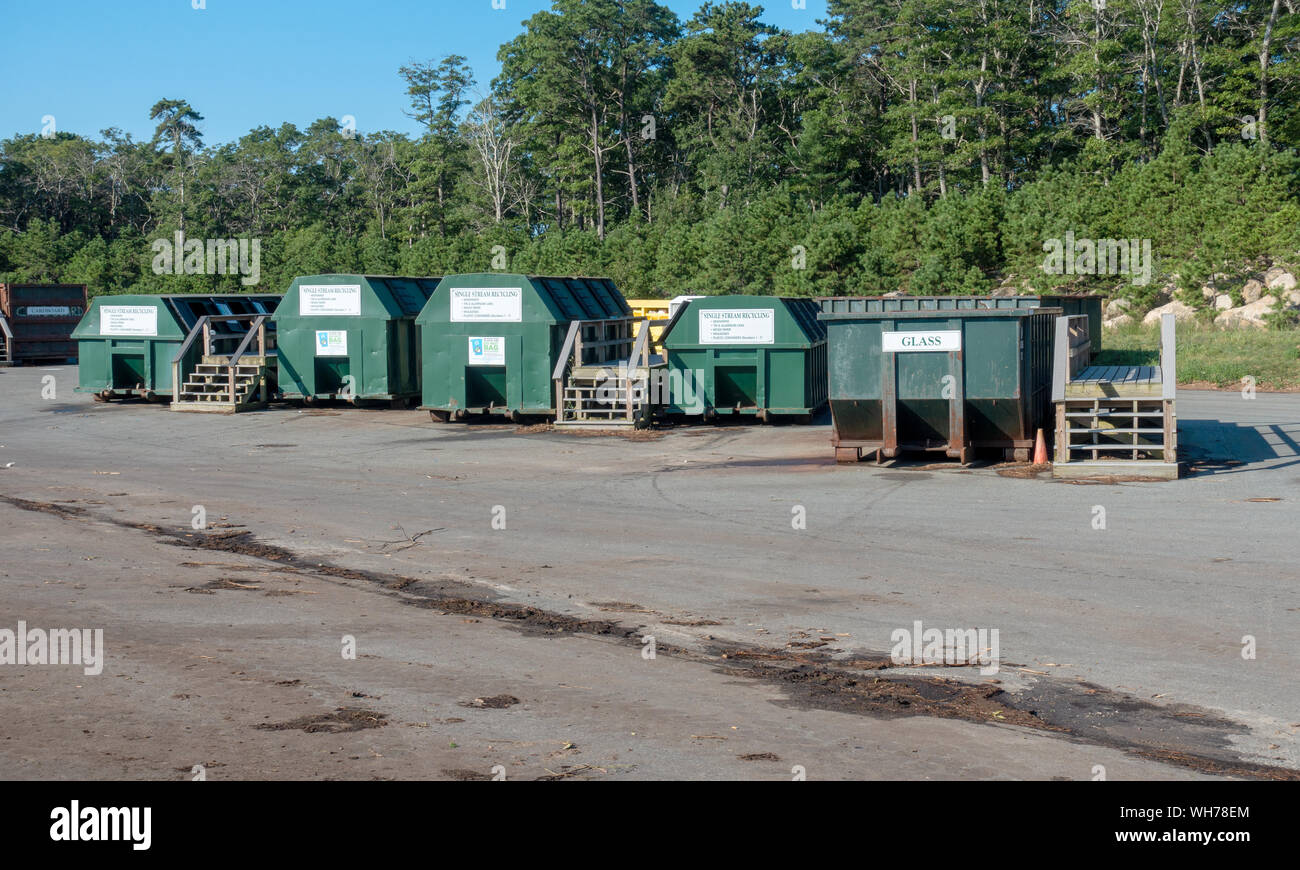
[817,295,1065,319]
[534,276,631,320]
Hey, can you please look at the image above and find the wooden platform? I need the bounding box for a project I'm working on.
[1065,364,1162,398]
[1051,313,1179,478]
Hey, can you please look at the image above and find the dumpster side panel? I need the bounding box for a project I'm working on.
[825,319,884,442]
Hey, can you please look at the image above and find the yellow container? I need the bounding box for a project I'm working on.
[625,299,673,357]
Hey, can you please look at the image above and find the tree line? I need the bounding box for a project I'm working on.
[1,0,1297,305]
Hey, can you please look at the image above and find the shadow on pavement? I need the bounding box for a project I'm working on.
[1180,419,1300,476]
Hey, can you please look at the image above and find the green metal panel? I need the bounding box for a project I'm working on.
[660,296,827,418]
[1038,294,1103,351]
[272,275,438,401]
[416,273,630,416]
[72,294,279,396]
[817,298,1060,454]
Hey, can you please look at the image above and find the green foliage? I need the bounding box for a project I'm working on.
[0,1,1297,301]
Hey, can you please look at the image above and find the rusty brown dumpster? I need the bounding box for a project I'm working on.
[0,284,88,365]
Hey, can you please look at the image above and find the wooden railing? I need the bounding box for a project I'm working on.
[623,320,650,421]
[0,314,12,365]
[552,320,581,416]
[1051,314,1091,402]
[1158,312,1176,400]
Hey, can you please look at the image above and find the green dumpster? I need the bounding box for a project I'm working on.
[272,275,439,405]
[658,295,827,422]
[817,296,1061,463]
[1038,294,1102,351]
[73,294,280,401]
[416,273,631,421]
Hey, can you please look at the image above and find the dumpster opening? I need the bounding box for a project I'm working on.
[113,354,146,387]
[467,366,507,407]
[716,365,758,409]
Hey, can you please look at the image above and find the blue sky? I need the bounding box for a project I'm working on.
[2,0,828,146]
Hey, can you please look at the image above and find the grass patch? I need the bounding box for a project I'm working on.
[1097,323,1300,390]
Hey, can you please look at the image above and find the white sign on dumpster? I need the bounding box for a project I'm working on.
[315,330,348,356]
[881,330,962,353]
[450,287,522,322]
[467,336,505,366]
[699,308,775,344]
[299,284,361,316]
[100,305,158,336]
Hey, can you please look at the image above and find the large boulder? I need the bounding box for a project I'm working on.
[1242,279,1267,303]
[1142,299,1198,325]
[1214,297,1276,329]
[1265,267,1297,293]
[1213,293,1234,310]
[1104,297,1130,317]
[1103,313,1134,329]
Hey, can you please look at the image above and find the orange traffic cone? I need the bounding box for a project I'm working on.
[1033,428,1049,465]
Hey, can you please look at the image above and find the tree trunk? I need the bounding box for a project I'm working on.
[591,106,605,240]
[1259,0,1281,148]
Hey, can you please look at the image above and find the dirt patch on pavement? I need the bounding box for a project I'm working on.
[460,695,520,709]
[994,463,1052,479]
[257,708,388,734]
[0,496,86,518]
[560,428,664,441]
[442,768,494,781]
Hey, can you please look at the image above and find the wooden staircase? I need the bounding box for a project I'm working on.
[171,355,270,413]
[553,317,655,429]
[169,313,272,414]
[558,363,651,427]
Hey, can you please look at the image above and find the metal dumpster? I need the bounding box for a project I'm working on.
[817,296,1060,462]
[417,273,631,421]
[659,295,827,422]
[72,294,281,401]
[0,283,87,365]
[272,275,439,406]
